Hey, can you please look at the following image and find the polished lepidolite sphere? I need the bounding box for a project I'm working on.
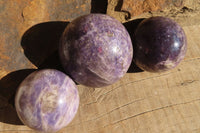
[15,69,79,133]
[59,14,133,88]
[134,17,187,72]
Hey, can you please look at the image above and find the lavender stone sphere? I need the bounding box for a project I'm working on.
[59,14,133,87]
[15,69,79,133]
[134,16,187,72]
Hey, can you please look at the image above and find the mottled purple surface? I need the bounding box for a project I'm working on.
[15,69,79,133]
[134,17,187,72]
[59,14,133,88]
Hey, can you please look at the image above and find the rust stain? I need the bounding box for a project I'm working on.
[0,52,10,61]
[22,0,50,27]
[122,0,184,17]
[81,4,86,11]
[0,69,8,79]
[0,0,91,75]
[0,39,10,61]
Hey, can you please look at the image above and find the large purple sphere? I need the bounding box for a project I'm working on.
[15,69,79,133]
[59,14,133,87]
[134,17,187,72]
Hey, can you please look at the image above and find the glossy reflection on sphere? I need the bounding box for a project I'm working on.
[134,16,187,72]
[15,69,79,133]
[59,14,133,88]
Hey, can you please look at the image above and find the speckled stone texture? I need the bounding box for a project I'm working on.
[134,17,187,72]
[15,69,79,133]
[0,0,91,79]
[59,14,133,88]
[121,0,184,17]
[107,0,200,22]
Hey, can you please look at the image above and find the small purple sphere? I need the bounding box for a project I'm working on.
[59,14,133,87]
[134,17,187,72]
[15,69,79,133]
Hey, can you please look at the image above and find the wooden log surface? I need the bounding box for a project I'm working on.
[0,0,200,133]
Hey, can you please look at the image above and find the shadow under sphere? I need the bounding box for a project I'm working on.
[123,18,145,73]
[21,21,69,71]
[0,69,36,125]
[90,0,108,13]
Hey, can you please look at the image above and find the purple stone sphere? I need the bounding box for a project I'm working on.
[59,14,133,88]
[15,69,79,133]
[134,17,187,72]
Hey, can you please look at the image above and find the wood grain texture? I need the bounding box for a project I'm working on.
[0,0,200,133]
[59,15,200,133]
